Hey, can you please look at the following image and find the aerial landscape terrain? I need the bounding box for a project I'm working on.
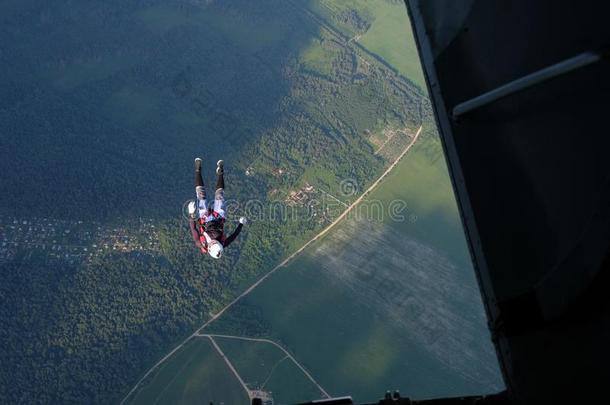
[0,0,502,404]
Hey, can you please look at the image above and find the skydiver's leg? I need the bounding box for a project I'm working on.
[214,160,226,218]
[215,159,224,190]
[194,158,207,219]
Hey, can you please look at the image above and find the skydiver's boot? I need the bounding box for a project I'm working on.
[216,160,225,188]
[215,160,225,196]
[195,157,205,201]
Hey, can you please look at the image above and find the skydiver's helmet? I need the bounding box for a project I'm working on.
[208,240,223,259]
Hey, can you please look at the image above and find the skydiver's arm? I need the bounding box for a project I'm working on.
[223,223,243,248]
[189,219,200,244]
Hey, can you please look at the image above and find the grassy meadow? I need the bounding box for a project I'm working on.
[312,0,426,88]
[216,336,325,403]
[129,338,248,405]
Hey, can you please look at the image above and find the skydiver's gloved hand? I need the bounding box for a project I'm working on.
[188,201,197,219]
[239,217,247,225]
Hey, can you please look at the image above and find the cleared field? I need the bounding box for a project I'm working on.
[300,38,340,77]
[261,358,326,404]
[214,336,327,403]
[213,336,286,389]
[372,132,471,267]
[314,0,426,88]
[206,133,503,402]
[128,338,249,405]
[357,0,426,88]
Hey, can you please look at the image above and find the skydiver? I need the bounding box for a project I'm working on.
[188,158,246,259]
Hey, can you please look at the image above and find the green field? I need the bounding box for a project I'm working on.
[215,336,326,404]
[129,338,248,405]
[300,38,340,77]
[129,335,327,405]
[313,0,426,88]
[373,130,471,267]
[260,357,325,404]
[214,337,287,390]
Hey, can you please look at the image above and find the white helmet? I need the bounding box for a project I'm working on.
[208,241,224,259]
